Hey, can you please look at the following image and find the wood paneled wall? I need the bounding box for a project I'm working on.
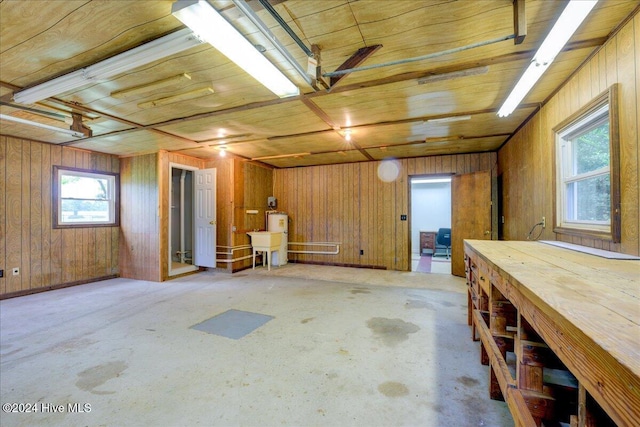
[0,137,119,297]
[204,158,274,272]
[274,153,496,271]
[119,153,160,281]
[498,12,639,256]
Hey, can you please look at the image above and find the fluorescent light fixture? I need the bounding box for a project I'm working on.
[427,115,471,124]
[13,28,203,105]
[137,87,214,109]
[0,113,85,138]
[412,177,452,184]
[497,0,598,117]
[110,73,192,99]
[172,0,300,98]
[418,66,489,84]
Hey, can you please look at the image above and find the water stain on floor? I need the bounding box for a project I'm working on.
[366,317,420,346]
[438,300,455,307]
[457,375,480,387]
[378,381,409,397]
[76,361,128,395]
[404,299,436,310]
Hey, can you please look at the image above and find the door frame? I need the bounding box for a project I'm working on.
[168,162,199,277]
[408,174,453,272]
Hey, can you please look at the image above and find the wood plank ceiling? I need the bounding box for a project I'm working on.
[0,0,637,168]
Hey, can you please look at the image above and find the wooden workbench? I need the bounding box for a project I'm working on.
[464,240,640,427]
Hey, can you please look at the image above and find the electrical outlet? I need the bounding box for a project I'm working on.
[0,269,3,278]
[12,267,19,276]
[542,216,546,228]
[360,249,364,255]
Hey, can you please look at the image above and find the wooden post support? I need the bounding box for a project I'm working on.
[513,0,527,45]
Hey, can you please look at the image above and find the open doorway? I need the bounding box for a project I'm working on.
[410,175,452,274]
[169,164,198,276]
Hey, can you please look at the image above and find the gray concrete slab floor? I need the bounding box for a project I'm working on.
[0,264,513,427]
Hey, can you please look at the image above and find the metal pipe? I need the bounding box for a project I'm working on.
[323,34,515,78]
[216,245,252,256]
[257,0,313,58]
[288,242,341,255]
[232,0,314,87]
[216,254,254,263]
[215,245,254,263]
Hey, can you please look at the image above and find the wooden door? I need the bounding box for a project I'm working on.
[194,168,217,268]
[451,171,492,276]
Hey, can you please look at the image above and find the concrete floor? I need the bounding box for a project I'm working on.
[0,264,513,427]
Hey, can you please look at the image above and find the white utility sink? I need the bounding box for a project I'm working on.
[247,231,282,271]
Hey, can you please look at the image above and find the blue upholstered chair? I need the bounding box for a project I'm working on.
[434,228,451,259]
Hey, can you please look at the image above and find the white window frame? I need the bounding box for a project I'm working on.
[553,85,620,242]
[556,104,610,232]
[53,166,120,228]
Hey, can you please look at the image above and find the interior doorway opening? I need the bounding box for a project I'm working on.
[410,175,452,274]
[169,164,198,276]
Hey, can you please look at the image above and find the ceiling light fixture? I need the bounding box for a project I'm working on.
[412,178,452,184]
[344,129,352,141]
[137,87,214,109]
[13,28,203,105]
[426,115,471,124]
[252,152,310,161]
[171,0,300,98]
[0,113,86,138]
[418,66,489,84]
[497,0,598,117]
[110,73,192,99]
[219,146,227,157]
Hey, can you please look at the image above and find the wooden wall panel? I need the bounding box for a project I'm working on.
[0,137,119,297]
[119,153,159,281]
[498,13,639,256]
[274,152,496,271]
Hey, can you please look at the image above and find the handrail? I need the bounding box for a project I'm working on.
[288,242,341,255]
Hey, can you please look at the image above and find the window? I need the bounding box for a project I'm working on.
[554,85,620,242]
[53,166,119,228]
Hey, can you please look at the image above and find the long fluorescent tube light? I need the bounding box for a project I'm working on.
[427,115,471,123]
[0,113,85,138]
[412,178,452,184]
[13,28,203,105]
[172,0,300,98]
[418,66,489,84]
[497,0,598,117]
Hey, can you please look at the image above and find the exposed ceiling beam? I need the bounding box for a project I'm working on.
[2,37,604,149]
[300,97,374,161]
[329,45,383,88]
[513,0,527,45]
[267,105,539,142]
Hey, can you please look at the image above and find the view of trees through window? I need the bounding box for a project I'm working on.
[569,120,610,223]
[55,168,117,226]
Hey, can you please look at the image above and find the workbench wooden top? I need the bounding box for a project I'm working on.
[464,240,640,413]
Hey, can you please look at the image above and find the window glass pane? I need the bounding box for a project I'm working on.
[565,175,610,222]
[60,199,110,223]
[60,175,109,200]
[573,121,609,175]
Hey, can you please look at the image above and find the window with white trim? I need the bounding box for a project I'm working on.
[53,166,119,228]
[554,85,620,242]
